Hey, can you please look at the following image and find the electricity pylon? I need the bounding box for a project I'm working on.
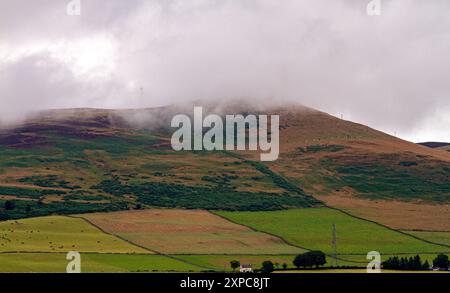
[332,223,338,267]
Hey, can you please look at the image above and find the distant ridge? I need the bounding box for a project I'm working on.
[418,142,450,148]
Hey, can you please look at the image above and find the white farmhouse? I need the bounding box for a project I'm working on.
[240,264,253,273]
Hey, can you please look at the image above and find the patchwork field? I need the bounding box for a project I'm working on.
[80,209,304,254]
[215,208,450,255]
[0,251,446,272]
[0,209,448,272]
[0,216,148,254]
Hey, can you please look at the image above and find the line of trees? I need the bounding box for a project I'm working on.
[382,255,429,270]
[229,252,448,273]
[293,251,327,269]
[382,254,449,271]
[229,260,289,273]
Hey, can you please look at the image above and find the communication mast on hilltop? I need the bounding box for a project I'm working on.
[332,224,338,267]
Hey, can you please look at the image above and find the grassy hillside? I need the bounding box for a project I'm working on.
[0,107,322,219]
[262,108,450,231]
[0,105,448,273]
[0,104,448,230]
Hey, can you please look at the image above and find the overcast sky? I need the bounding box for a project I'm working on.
[1,0,449,142]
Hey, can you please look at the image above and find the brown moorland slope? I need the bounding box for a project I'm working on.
[0,103,448,231]
[268,107,450,230]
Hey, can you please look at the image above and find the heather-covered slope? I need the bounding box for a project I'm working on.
[0,104,448,231]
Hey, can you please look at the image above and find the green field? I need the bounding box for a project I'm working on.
[1,252,446,273]
[0,216,148,254]
[0,211,448,272]
[0,253,202,273]
[215,208,450,255]
[403,231,450,247]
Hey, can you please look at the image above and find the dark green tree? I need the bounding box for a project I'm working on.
[400,257,407,270]
[433,254,449,269]
[407,257,414,270]
[310,251,327,268]
[261,261,274,273]
[293,251,326,269]
[230,260,240,272]
[383,255,428,271]
[391,256,400,269]
[382,257,392,269]
[293,254,309,268]
[412,255,422,270]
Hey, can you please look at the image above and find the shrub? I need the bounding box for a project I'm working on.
[230,260,240,272]
[433,254,449,270]
[261,261,274,273]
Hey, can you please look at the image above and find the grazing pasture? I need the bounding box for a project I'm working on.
[0,253,201,273]
[0,216,148,254]
[215,208,450,255]
[403,231,450,247]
